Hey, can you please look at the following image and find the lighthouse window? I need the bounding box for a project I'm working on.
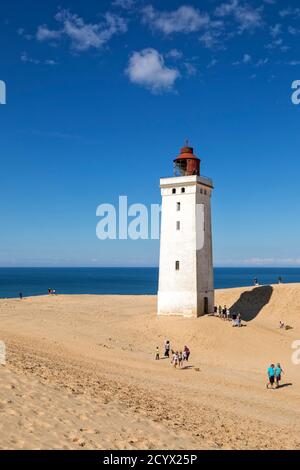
[176,202,180,211]
[176,221,180,230]
[200,188,203,194]
[172,188,176,194]
[204,189,207,195]
[181,187,185,193]
[175,261,180,271]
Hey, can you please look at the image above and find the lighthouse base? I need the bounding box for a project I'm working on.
[157,290,214,318]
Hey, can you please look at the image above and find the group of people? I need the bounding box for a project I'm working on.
[214,305,242,327]
[19,289,57,299]
[254,277,283,286]
[279,321,292,331]
[267,363,284,389]
[155,341,191,369]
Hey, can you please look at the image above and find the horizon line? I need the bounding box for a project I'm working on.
[0,266,300,269]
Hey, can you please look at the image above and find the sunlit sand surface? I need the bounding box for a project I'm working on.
[0,284,300,449]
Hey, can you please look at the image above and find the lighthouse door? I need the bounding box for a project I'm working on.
[204,297,209,315]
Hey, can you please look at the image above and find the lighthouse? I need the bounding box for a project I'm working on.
[157,143,214,317]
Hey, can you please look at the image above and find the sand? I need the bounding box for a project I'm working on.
[0,283,300,450]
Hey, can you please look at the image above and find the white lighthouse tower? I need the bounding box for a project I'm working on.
[157,143,214,317]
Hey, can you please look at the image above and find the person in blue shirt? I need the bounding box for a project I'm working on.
[275,363,284,388]
[267,364,275,389]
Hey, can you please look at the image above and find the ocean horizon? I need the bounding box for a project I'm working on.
[1,267,300,298]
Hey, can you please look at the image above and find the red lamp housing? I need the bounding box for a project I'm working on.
[173,145,200,177]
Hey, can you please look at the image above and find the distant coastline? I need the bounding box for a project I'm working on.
[1,267,300,298]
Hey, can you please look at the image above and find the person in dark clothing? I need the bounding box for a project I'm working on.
[183,345,190,362]
[164,340,170,358]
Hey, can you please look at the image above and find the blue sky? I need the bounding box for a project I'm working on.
[0,0,300,267]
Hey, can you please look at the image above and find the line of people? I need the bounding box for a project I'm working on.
[214,305,242,327]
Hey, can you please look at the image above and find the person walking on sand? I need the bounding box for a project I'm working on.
[267,364,275,389]
[275,363,284,388]
[178,351,183,368]
[172,351,179,368]
[155,346,160,360]
[184,345,190,362]
[164,340,170,358]
[226,308,231,321]
[218,305,222,317]
[19,292,23,300]
[222,305,227,320]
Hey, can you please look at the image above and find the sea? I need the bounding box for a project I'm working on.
[0,267,300,298]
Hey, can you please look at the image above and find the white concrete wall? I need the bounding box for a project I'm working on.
[157,175,214,317]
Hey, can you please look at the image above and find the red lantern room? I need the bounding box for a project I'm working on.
[173,142,201,177]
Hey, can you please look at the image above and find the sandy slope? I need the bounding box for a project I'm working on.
[0,283,300,449]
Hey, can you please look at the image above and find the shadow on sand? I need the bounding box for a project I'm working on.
[276,383,293,389]
[230,285,273,322]
[181,365,194,370]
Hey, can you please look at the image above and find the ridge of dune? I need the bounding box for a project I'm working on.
[0,283,300,449]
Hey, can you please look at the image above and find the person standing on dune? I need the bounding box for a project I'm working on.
[164,340,170,358]
[267,364,275,389]
[155,346,160,361]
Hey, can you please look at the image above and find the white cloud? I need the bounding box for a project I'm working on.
[217,257,300,267]
[265,38,289,52]
[288,26,300,36]
[270,23,281,38]
[207,58,218,68]
[36,9,127,51]
[112,0,135,9]
[184,62,197,76]
[141,4,227,51]
[17,28,32,40]
[233,53,252,65]
[142,5,210,34]
[215,0,263,33]
[125,48,180,93]
[241,258,300,267]
[256,57,268,66]
[166,48,183,60]
[21,52,57,65]
[279,8,300,18]
[243,53,252,63]
[199,30,224,49]
[37,25,62,41]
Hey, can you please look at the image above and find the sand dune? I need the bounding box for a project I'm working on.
[0,284,300,449]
